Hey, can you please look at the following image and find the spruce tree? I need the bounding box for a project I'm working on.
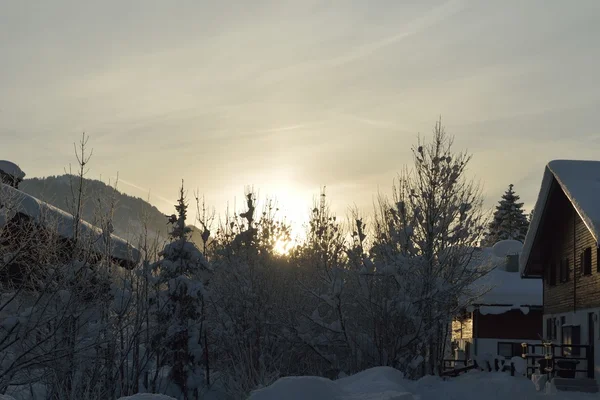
[150,181,212,398]
[483,184,529,246]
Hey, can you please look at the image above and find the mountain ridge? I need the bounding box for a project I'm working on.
[19,175,203,248]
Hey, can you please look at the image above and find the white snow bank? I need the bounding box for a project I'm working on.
[0,183,140,264]
[117,394,177,400]
[417,371,537,400]
[249,367,413,400]
[249,376,345,400]
[0,395,16,400]
[337,367,410,398]
[251,367,600,400]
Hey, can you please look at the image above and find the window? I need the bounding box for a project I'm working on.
[498,342,522,359]
[549,262,557,286]
[562,325,581,356]
[582,247,592,275]
[553,318,558,339]
[560,258,570,282]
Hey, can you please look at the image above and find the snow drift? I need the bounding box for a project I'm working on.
[249,366,412,400]
[117,395,177,400]
[249,367,599,400]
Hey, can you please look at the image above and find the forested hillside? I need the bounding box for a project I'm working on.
[20,175,202,246]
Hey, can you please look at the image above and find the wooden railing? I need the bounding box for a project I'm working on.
[440,359,478,377]
[441,358,517,377]
[499,342,594,379]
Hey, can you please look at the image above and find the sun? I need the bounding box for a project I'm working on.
[273,237,293,256]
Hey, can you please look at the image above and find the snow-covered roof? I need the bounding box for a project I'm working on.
[520,160,600,276]
[0,160,25,180]
[491,239,522,258]
[0,183,140,265]
[468,247,542,308]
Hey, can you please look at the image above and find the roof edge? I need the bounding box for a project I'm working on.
[520,159,600,278]
[519,166,553,278]
[547,160,600,245]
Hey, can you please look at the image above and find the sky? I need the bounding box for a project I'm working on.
[2,0,600,236]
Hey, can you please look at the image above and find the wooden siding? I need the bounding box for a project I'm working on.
[575,220,600,310]
[474,309,543,340]
[541,180,600,314]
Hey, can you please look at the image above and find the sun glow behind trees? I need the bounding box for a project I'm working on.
[0,119,494,398]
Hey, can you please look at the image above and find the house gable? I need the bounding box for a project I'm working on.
[521,160,600,278]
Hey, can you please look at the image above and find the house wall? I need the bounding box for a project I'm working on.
[475,338,543,359]
[541,183,600,315]
[452,310,543,361]
[475,309,543,340]
[544,308,600,384]
[541,185,576,314]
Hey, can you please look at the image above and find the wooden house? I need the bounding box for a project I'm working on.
[520,160,600,384]
[453,240,543,363]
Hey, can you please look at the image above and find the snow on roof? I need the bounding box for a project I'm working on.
[469,248,542,307]
[520,160,600,276]
[0,161,25,180]
[0,183,140,265]
[491,239,522,258]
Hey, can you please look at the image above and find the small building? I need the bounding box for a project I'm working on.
[0,162,140,275]
[520,160,600,383]
[0,160,25,188]
[453,240,543,363]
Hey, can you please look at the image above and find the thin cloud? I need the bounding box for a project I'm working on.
[321,0,466,68]
[114,177,174,209]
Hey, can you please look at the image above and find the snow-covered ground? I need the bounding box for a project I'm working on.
[1,367,596,399]
[248,367,598,400]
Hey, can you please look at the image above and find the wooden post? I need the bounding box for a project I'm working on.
[587,346,594,379]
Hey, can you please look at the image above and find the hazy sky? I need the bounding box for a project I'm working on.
[2,0,600,234]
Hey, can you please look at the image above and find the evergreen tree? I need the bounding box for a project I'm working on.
[150,181,212,399]
[483,184,529,246]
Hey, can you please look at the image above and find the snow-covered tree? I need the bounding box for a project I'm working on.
[208,191,300,397]
[483,184,529,246]
[149,182,212,399]
[293,188,351,375]
[372,119,487,376]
